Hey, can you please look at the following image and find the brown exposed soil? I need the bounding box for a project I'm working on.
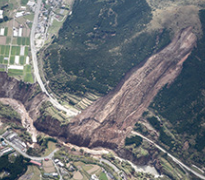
[0,72,48,141]
[0,27,197,166]
[0,98,38,142]
[61,27,197,149]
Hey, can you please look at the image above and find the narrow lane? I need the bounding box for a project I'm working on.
[131,131,205,180]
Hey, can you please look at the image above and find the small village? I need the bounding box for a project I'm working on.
[0,0,70,82]
[0,125,128,180]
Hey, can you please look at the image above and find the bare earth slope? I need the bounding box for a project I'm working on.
[0,72,48,130]
[65,27,197,148]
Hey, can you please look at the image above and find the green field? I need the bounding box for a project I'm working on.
[24,73,33,83]
[0,55,3,63]
[24,65,34,83]
[99,172,108,180]
[24,65,31,72]
[20,56,25,65]
[25,47,29,56]
[11,46,21,56]
[42,141,56,156]
[0,45,10,55]
[17,37,30,46]
[10,56,15,64]
[8,69,23,76]
[21,0,28,6]
[0,68,5,72]
[4,27,8,36]
[3,58,8,64]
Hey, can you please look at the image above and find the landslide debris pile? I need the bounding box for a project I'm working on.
[64,27,196,148]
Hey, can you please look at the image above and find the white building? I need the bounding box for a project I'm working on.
[19,28,23,37]
[54,159,59,163]
[15,11,25,18]
[57,162,64,167]
[27,1,35,7]
[90,174,99,180]
[0,28,5,36]
[0,10,3,19]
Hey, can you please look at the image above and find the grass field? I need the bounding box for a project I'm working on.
[9,56,15,64]
[21,0,28,6]
[0,68,5,72]
[19,165,41,180]
[3,59,8,64]
[24,64,31,72]
[23,65,34,83]
[24,47,29,56]
[48,19,63,35]
[42,141,57,156]
[17,37,30,46]
[24,73,33,82]
[11,46,21,56]
[24,14,34,21]
[8,69,23,76]
[0,45,10,55]
[99,172,108,180]
[4,27,8,36]
[0,56,3,63]
[20,56,25,65]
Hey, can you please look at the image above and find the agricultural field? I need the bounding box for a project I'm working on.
[69,161,108,180]
[43,160,56,173]
[0,0,34,83]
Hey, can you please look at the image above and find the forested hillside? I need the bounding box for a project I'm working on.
[151,10,205,165]
[42,0,170,105]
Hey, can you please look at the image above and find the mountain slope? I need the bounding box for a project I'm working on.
[42,0,171,106]
[64,27,196,149]
[150,10,205,166]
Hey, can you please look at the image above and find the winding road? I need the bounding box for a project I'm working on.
[131,131,205,180]
[30,0,78,117]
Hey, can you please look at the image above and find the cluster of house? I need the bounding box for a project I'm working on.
[2,130,27,152]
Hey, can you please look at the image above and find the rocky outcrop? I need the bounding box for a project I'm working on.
[65,27,197,148]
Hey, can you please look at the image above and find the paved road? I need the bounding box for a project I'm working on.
[132,131,205,180]
[30,0,78,117]
[100,158,120,173]
[1,135,58,161]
